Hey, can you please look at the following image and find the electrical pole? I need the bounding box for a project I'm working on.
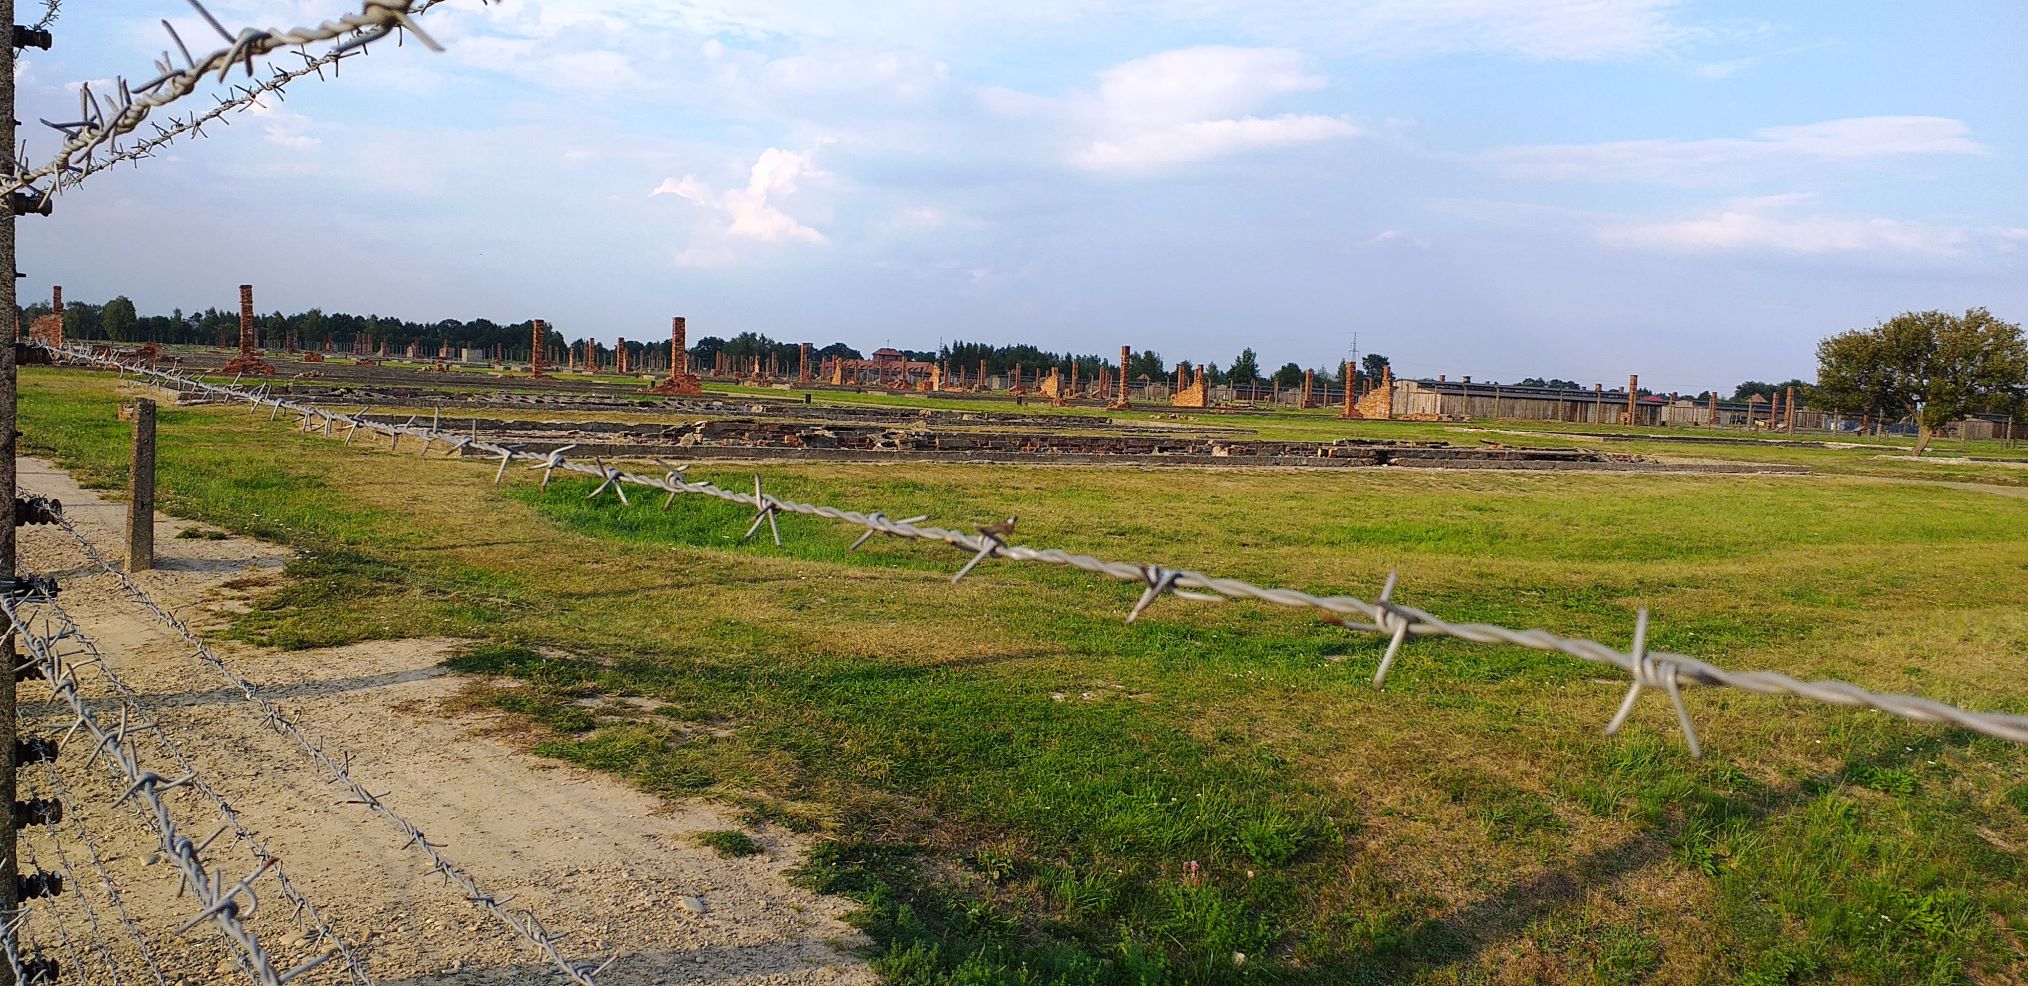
[2,0,23,956]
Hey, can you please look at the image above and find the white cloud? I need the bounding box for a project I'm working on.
[673,246,737,268]
[246,101,320,151]
[1598,196,1969,256]
[460,0,1709,62]
[1356,228,1430,249]
[1487,116,1982,184]
[1327,0,1697,60]
[1058,47,1359,172]
[652,146,828,244]
[881,206,948,233]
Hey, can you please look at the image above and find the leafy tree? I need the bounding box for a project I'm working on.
[62,301,101,341]
[1518,377,1583,390]
[1128,349,1165,380]
[1227,348,1261,385]
[1361,353,1390,381]
[1271,362,1304,388]
[1817,308,2028,454]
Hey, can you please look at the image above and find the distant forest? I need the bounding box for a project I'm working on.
[42,296,1804,398]
[32,295,1398,386]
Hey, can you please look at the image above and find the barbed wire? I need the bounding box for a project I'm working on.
[51,343,2028,756]
[35,0,466,183]
[6,0,442,199]
[16,840,87,986]
[40,760,174,986]
[3,590,345,986]
[10,529,374,983]
[27,506,609,985]
[24,755,140,984]
[14,590,370,984]
[1,907,54,985]
[32,0,60,31]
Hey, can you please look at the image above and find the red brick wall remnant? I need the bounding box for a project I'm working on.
[1343,367,1392,419]
[1172,365,1210,408]
[29,285,62,347]
[1040,366,1066,405]
[1355,367,1393,419]
[649,316,703,395]
[221,284,275,375]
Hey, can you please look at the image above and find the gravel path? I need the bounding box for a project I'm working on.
[11,456,874,985]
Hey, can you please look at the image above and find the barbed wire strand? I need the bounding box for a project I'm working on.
[7,0,442,198]
[3,593,346,986]
[32,0,59,31]
[23,508,606,984]
[16,837,91,986]
[10,589,372,984]
[48,0,466,182]
[2,902,52,985]
[46,343,2028,758]
[40,759,174,986]
[25,760,140,985]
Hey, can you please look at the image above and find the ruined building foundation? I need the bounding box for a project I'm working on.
[649,316,703,395]
[221,284,276,376]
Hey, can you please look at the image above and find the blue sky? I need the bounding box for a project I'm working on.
[17,0,2028,391]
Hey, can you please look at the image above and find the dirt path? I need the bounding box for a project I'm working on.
[12,457,874,985]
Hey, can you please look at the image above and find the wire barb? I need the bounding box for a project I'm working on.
[743,476,781,545]
[1603,609,1703,757]
[1370,570,1414,688]
[952,518,1015,584]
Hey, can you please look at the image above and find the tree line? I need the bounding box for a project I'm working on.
[33,296,1406,385]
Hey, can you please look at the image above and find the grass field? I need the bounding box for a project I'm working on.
[19,367,2028,985]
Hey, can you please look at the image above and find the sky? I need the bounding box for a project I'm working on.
[15,0,2028,392]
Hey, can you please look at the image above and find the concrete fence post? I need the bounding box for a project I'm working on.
[127,399,156,572]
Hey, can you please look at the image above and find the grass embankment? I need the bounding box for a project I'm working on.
[19,368,2028,985]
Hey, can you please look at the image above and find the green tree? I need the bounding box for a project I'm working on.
[1816,308,2028,454]
[1272,362,1304,388]
[1361,353,1390,381]
[1128,349,1165,380]
[63,301,101,341]
[1227,348,1260,385]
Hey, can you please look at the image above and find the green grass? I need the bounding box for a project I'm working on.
[698,829,766,857]
[19,367,2028,985]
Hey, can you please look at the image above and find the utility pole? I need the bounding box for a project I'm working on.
[2,0,24,948]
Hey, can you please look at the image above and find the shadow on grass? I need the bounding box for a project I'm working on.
[1358,728,2009,984]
